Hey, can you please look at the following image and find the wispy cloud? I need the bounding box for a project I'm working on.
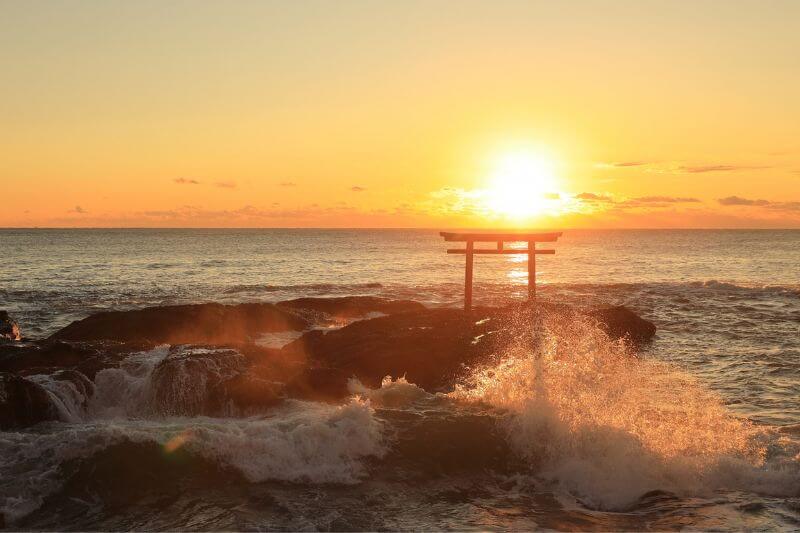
[575,192,613,202]
[574,193,701,210]
[596,161,649,168]
[174,178,201,185]
[633,196,700,203]
[599,162,773,175]
[718,196,770,206]
[717,196,800,212]
[69,205,87,214]
[278,181,297,187]
[678,165,769,173]
[138,203,364,222]
[351,186,366,192]
[214,180,237,189]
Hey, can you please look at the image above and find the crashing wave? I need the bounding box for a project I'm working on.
[451,313,800,509]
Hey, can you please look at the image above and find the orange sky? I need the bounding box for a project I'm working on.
[2,0,799,228]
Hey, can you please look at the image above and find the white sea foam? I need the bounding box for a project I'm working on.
[87,346,171,419]
[0,398,385,524]
[32,345,250,421]
[27,373,88,423]
[451,314,800,510]
[348,375,431,408]
[184,399,385,484]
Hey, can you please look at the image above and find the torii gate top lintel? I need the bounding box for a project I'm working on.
[439,231,563,311]
[439,231,562,243]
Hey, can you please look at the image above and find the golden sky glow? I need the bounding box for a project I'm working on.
[2,0,799,228]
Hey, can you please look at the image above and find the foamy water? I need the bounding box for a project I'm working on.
[1,229,799,530]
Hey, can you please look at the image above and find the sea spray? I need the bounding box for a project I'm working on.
[0,399,386,524]
[450,312,795,509]
[348,375,432,408]
[75,346,247,420]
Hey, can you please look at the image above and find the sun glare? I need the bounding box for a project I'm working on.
[485,151,560,218]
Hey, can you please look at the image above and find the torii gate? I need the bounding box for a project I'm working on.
[440,231,562,311]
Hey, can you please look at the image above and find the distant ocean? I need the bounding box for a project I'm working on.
[1,229,799,530]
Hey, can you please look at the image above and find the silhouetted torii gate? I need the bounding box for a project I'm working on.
[440,231,562,311]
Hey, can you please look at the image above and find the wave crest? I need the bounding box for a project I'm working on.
[451,313,797,509]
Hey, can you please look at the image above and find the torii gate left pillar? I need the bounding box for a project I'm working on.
[440,231,562,311]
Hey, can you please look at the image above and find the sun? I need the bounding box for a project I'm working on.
[485,151,560,218]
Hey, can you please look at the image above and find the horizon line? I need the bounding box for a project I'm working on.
[2,226,800,231]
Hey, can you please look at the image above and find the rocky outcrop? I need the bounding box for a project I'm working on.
[0,311,21,341]
[280,302,657,397]
[49,303,309,345]
[0,372,59,429]
[0,341,102,376]
[276,296,426,324]
[147,346,285,416]
[0,298,658,420]
[588,305,657,344]
[282,307,520,394]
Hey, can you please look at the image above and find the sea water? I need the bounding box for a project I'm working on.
[1,229,798,530]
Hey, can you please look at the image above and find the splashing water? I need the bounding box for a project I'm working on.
[452,312,797,509]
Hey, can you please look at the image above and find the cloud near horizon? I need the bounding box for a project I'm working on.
[678,164,769,173]
[718,196,800,212]
[214,180,237,189]
[596,161,649,168]
[351,186,366,192]
[633,196,700,203]
[599,161,772,175]
[174,178,201,185]
[576,192,613,202]
[718,196,770,206]
[575,193,700,207]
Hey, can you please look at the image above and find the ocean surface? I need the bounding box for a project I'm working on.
[1,228,799,531]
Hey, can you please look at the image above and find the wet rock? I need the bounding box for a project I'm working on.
[49,303,309,345]
[281,309,504,394]
[0,340,100,376]
[286,366,354,402]
[0,372,59,429]
[217,374,285,412]
[52,369,95,406]
[148,346,246,416]
[280,302,657,399]
[588,305,657,344]
[276,296,426,324]
[0,310,21,341]
[146,345,285,416]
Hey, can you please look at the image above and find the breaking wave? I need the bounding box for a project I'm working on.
[451,313,800,510]
[0,399,385,523]
[3,311,799,527]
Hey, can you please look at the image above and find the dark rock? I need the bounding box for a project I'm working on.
[218,374,285,412]
[281,308,508,394]
[588,305,657,344]
[147,345,285,416]
[276,296,427,328]
[147,346,246,416]
[0,372,59,429]
[278,302,657,400]
[0,310,21,341]
[52,369,95,406]
[286,366,354,402]
[0,340,100,375]
[277,296,426,318]
[49,303,309,345]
